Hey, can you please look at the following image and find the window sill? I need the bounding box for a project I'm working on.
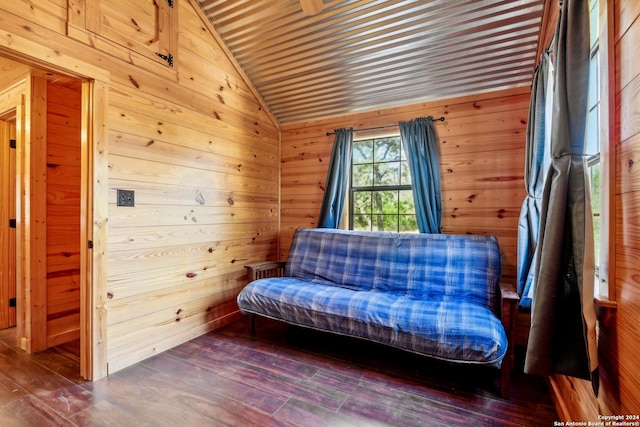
[594,297,617,327]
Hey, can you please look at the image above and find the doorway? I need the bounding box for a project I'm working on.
[0,55,87,377]
[0,112,16,330]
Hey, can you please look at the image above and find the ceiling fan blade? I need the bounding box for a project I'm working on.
[300,0,323,15]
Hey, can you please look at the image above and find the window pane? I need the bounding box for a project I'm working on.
[371,215,397,232]
[589,162,600,269]
[353,191,372,214]
[586,106,599,155]
[353,139,373,163]
[380,191,398,214]
[590,163,600,215]
[352,164,373,187]
[399,215,418,233]
[589,0,598,48]
[400,160,411,185]
[383,215,398,232]
[353,214,371,231]
[374,162,401,186]
[399,190,415,214]
[371,191,384,216]
[588,56,598,108]
[374,137,401,162]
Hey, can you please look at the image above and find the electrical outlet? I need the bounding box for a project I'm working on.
[117,189,135,207]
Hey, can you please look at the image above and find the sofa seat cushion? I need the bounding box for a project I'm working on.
[237,277,507,367]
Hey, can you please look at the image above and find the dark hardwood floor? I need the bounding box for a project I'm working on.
[0,317,558,426]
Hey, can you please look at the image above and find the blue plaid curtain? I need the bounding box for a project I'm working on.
[317,128,353,228]
[399,117,442,233]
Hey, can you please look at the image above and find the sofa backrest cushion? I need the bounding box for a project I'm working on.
[285,228,501,312]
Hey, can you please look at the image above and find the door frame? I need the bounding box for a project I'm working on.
[0,37,109,380]
[0,113,17,330]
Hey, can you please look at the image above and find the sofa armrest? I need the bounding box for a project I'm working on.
[499,281,519,333]
[245,261,286,281]
[499,281,519,398]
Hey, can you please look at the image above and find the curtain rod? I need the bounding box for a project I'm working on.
[325,116,445,136]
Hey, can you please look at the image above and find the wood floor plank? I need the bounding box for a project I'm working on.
[0,395,74,426]
[184,334,321,380]
[172,341,350,412]
[80,363,288,427]
[274,397,393,427]
[0,371,29,406]
[0,342,96,418]
[142,350,289,415]
[0,315,558,426]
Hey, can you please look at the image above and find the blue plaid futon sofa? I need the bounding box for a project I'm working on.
[237,228,519,397]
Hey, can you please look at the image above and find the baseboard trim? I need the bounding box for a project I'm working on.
[548,374,599,422]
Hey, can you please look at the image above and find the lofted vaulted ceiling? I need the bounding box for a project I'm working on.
[196,0,545,124]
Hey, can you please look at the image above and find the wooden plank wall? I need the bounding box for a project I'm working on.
[280,87,529,286]
[46,81,82,347]
[614,0,640,414]
[0,0,279,375]
[104,2,279,373]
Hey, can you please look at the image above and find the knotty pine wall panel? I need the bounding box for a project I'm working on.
[0,0,279,374]
[611,0,640,414]
[614,0,640,413]
[102,5,279,371]
[46,81,82,347]
[280,87,529,285]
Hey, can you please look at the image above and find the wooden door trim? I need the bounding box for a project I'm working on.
[80,80,109,380]
[0,46,109,380]
[0,117,16,330]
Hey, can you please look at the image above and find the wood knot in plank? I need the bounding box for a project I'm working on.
[128,75,140,89]
[195,191,206,205]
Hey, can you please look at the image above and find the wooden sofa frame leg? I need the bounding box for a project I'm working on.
[250,314,256,335]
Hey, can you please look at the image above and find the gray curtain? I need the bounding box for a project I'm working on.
[516,51,552,309]
[317,128,353,228]
[399,117,442,233]
[524,0,598,387]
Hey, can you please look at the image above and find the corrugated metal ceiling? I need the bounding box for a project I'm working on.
[196,0,544,124]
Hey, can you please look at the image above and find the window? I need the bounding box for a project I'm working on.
[587,0,605,298]
[350,136,418,232]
